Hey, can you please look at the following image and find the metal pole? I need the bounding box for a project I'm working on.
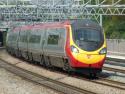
[100,14,102,26]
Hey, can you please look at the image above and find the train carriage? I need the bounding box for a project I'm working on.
[6,19,107,76]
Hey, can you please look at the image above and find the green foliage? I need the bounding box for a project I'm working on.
[121,32,125,39]
[103,16,125,39]
[110,31,121,39]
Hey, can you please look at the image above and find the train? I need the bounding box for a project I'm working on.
[6,19,107,76]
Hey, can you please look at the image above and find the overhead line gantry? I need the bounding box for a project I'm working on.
[0,0,125,25]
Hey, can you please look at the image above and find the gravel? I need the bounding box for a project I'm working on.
[102,70,125,83]
[0,67,61,94]
[1,50,125,94]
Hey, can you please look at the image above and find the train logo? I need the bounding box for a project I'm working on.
[86,54,91,59]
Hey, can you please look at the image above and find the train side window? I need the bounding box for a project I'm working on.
[47,34,59,45]
[19,30,28,42]
[20,35,27,42]
[29,35,41,43]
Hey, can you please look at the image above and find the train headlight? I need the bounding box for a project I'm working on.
[71,45,79,53]
[99,48,107,54]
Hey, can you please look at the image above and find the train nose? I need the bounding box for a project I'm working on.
[77,53,106,64]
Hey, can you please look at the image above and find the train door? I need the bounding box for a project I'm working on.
[18,29,28,58]
[39,29,46,55]
[44,28,61,56]
[17,29,21,52]
[26,30,30,55]
[28,28,43,62]
[11,31,19,55]
[43,27,66,67]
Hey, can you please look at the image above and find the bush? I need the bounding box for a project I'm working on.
[103,16,125,39]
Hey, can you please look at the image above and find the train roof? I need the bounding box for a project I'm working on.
[13,21,70,31]
[13,19,101,32]
[70,19,101,30]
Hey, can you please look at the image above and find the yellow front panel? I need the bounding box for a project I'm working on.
[69,26,106,64]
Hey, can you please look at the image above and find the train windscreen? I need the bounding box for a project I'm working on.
[73,28,104,51]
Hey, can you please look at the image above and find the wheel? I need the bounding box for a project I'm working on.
[63,59,72,74]
[46,56,52,67]
[16,49,20,57]
[25,51,29,61]
[18,50,22,58]
[40,55,45,66]
[43,56,53,69]
[89,73,97,79]
[29,53,33,63]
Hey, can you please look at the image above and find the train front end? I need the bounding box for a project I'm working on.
[66,20,107,74]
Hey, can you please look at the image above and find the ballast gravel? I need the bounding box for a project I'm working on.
[0,67,61,94]
[1,50,125,94]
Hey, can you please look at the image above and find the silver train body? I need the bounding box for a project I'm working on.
[6,23,67,68]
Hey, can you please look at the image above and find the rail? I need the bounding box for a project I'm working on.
[0,58,96,94]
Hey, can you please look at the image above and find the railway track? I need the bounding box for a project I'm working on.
[1,49,125,92]
[0,59,96,94]
[85,78,125,90]
[103,66,125,74]
[1,58,125,93]
[106,57,125,64]
[17,57,125,90]
[76,74,125,91]
[105,59,125,67]
[96,77,125,89]
[0,47,5,49]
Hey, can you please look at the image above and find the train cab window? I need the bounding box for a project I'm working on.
[73,28,104,51]
[29,35,41,43]
[47,35,59,45]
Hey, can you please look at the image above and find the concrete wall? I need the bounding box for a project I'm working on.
[107,39,125,56]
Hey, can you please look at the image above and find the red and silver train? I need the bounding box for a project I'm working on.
[6,19,107,76]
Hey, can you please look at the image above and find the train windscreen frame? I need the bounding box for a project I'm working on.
[73,28,104,51]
